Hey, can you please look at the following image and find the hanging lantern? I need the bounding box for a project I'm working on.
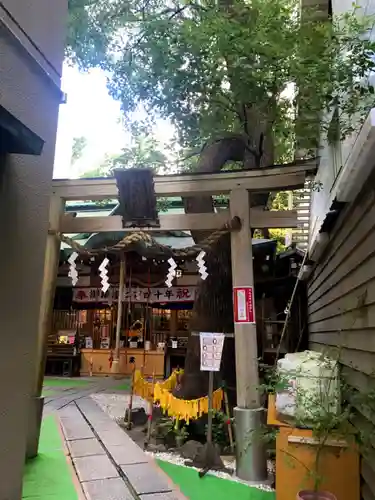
[165,257,177,288]
[196,250,208,280]
[68,251,79,286]
[99,257,110,293]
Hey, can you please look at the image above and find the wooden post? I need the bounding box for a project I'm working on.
[126,362,136,429]
[206,371,214,444]
[144,371,156,449]
[35,196,65,391]
[229,188,267,482]
[112,256,125,374]
[230,189,260,407]
[223,386,235,453]
[26,195,65,458]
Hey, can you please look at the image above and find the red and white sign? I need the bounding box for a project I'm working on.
[233,286,255,324]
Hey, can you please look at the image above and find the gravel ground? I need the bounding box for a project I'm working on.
[91,392,148,422]
[91,392,275,492]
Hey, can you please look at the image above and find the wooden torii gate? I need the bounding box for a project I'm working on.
[39,161,315,481]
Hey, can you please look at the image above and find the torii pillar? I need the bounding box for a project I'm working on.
[230,188,267,482]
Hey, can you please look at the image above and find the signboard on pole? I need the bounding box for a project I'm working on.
[200,332,225,372]
[233,286,255,324]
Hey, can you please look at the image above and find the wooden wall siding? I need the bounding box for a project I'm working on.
[307,181,375,500]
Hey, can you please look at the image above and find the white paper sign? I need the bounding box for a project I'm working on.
[100,337,110,349]
[85,337,93,349]
[200,332,225,372]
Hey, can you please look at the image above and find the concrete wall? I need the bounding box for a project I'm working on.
[1,0,66,76]
[0,1,67,498]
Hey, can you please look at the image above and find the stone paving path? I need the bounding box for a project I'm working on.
[43,377,119,415]
[52,382,186,500]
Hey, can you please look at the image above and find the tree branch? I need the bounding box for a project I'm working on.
[210,97,241,118]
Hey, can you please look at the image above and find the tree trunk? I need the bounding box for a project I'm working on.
[173,0,278,403]
[175,130,272,402]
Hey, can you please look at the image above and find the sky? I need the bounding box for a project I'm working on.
[53,64,174,179]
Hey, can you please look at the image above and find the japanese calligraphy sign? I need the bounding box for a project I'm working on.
[233,286,255,324]
[72,286,197,304]
[200,332,225,372]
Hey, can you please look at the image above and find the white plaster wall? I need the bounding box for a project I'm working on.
[332,0,375,15]
[332,0,375,168]
[309,140,335,246]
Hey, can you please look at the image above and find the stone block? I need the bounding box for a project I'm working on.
[73,455,119,482]
[121,463,172,495]
[106,444,148,465]
[97,429,129,447]
[139,492,186,500]
[82,478,133,500]
[68,438,105,458]
[58,404,81,417]
[90,420,120,433]
[76,398,103,413]
[60,421,94,441]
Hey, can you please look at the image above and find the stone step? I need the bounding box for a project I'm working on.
[58,400,186,500]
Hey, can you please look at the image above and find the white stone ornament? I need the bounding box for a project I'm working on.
[99,258,110,293]
[196,250,208,280]
[165,257,177,288]
[68,252,79,286]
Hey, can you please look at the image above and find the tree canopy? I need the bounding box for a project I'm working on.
[114,130,169,172]
[68,0,375,168]
[69,0,375,247]
[71,135,87,164]
[80,128,170,177]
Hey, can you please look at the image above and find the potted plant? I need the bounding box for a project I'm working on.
[297,491,336,500]
[260,351,368,500]
[152,416,175,445]
[204,410,231,452]
[292,410,354,500]
[274,352,359,500]
[174,425,189,448]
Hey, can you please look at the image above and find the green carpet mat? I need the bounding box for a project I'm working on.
[41,389,58,397]
[43,377,91,388]
[157,460,275,500]
[116,379,131,391]
[23,416,78,499]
